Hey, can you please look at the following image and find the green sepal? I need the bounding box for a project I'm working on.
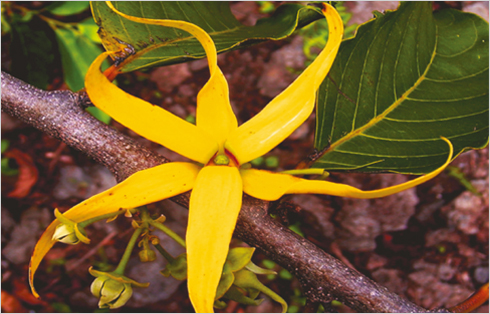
[215,263,235,300]
[226,247,255,273]
[233,269,288,313]
[160,253,188,281]
[246,261,277,275]
[222,285,264,306]
[53,208,90,244]
[213,299,228,310]
[88,267,150,288]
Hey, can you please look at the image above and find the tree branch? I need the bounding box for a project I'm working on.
[1,71,447,313]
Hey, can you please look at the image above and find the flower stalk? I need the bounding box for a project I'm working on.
[114,225,143,275]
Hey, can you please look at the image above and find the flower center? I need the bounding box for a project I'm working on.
[213,154,230,165]
[208,150,239,167]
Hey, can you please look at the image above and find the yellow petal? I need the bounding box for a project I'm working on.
[187,166,242,313]
[242,138,453,201]
[29,162,200,298]
[225,3,343,165]
[105,1,237,151]
[86,52,218,164]
[196,67,237,150]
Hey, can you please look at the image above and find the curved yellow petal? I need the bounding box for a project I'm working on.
[196,67,237,150]
[105,1,237,150]
[86,52,218,164]
[225,3,343,165]
[242,138,453,201]
[29,162,200,298]
[187,166,242,313]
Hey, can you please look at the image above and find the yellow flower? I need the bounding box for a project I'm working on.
[29,3,453,313]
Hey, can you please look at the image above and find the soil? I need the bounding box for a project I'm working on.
[1,2,488,313]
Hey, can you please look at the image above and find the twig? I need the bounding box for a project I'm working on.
[1,71,448,313]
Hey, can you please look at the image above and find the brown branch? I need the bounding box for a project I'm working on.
[1,71,448,313]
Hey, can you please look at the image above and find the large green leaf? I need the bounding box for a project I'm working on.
[52,24,105,91]
[90,1,323,72]
[313,2,489,174]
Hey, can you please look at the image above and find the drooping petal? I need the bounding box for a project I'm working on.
[86,52,218,164]
[242,138,453,201]
[187,166,242,313]
[29,162,200,298]
[225,3,343,165]
[105,1,237,151]
[196,67,237,150]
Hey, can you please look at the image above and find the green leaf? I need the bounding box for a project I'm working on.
[78,17,102,44]
[90,1,323,72]
[86,106,112,124]
[45,1,90,16]
[1,158,19,176]
[1,139,10,153]
[50,23,106,91]
[10,16,56,89]
[313,3,489,174]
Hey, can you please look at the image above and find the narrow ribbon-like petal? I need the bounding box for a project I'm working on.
[196,67,237,150]
[187,166,243,313]
[105,1,237,151]
[86,52,218,164]
[29,162,200,298]
[225,3,343,165]
[242,138,453,201]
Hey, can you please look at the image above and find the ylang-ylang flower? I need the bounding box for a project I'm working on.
[30,2,453,313]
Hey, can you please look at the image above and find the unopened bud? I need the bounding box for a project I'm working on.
[139,249,156,262]
[52,223,79,245]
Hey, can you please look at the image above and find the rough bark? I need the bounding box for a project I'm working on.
[2,71,449,313]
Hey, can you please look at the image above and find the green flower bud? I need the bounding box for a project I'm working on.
[52,223,79,245]
[52,208,90,244]
[90,275,133,309]
[139,249,156,262]
[89,267,149,310]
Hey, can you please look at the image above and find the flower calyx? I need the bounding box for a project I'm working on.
[89,267,149,309]
[160,253,188,281]
[212,247,287,312]
[52,209,90,245]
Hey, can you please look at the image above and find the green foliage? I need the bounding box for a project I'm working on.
[45,1,90,16]
[9,15,56,89]
[313,2,489,174]
[91,1,324,72]
[3,1,110,122]
[1,139,18,176]
[446,166,482,195]
[50,20,105,91]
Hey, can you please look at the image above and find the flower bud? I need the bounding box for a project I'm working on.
[139,249,156,262]
[52,208,90,244]
[90,275,133,309]
[52,223,79,245]
[89,267,149,309]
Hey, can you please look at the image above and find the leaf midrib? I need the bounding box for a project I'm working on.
[323,24,440,156]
